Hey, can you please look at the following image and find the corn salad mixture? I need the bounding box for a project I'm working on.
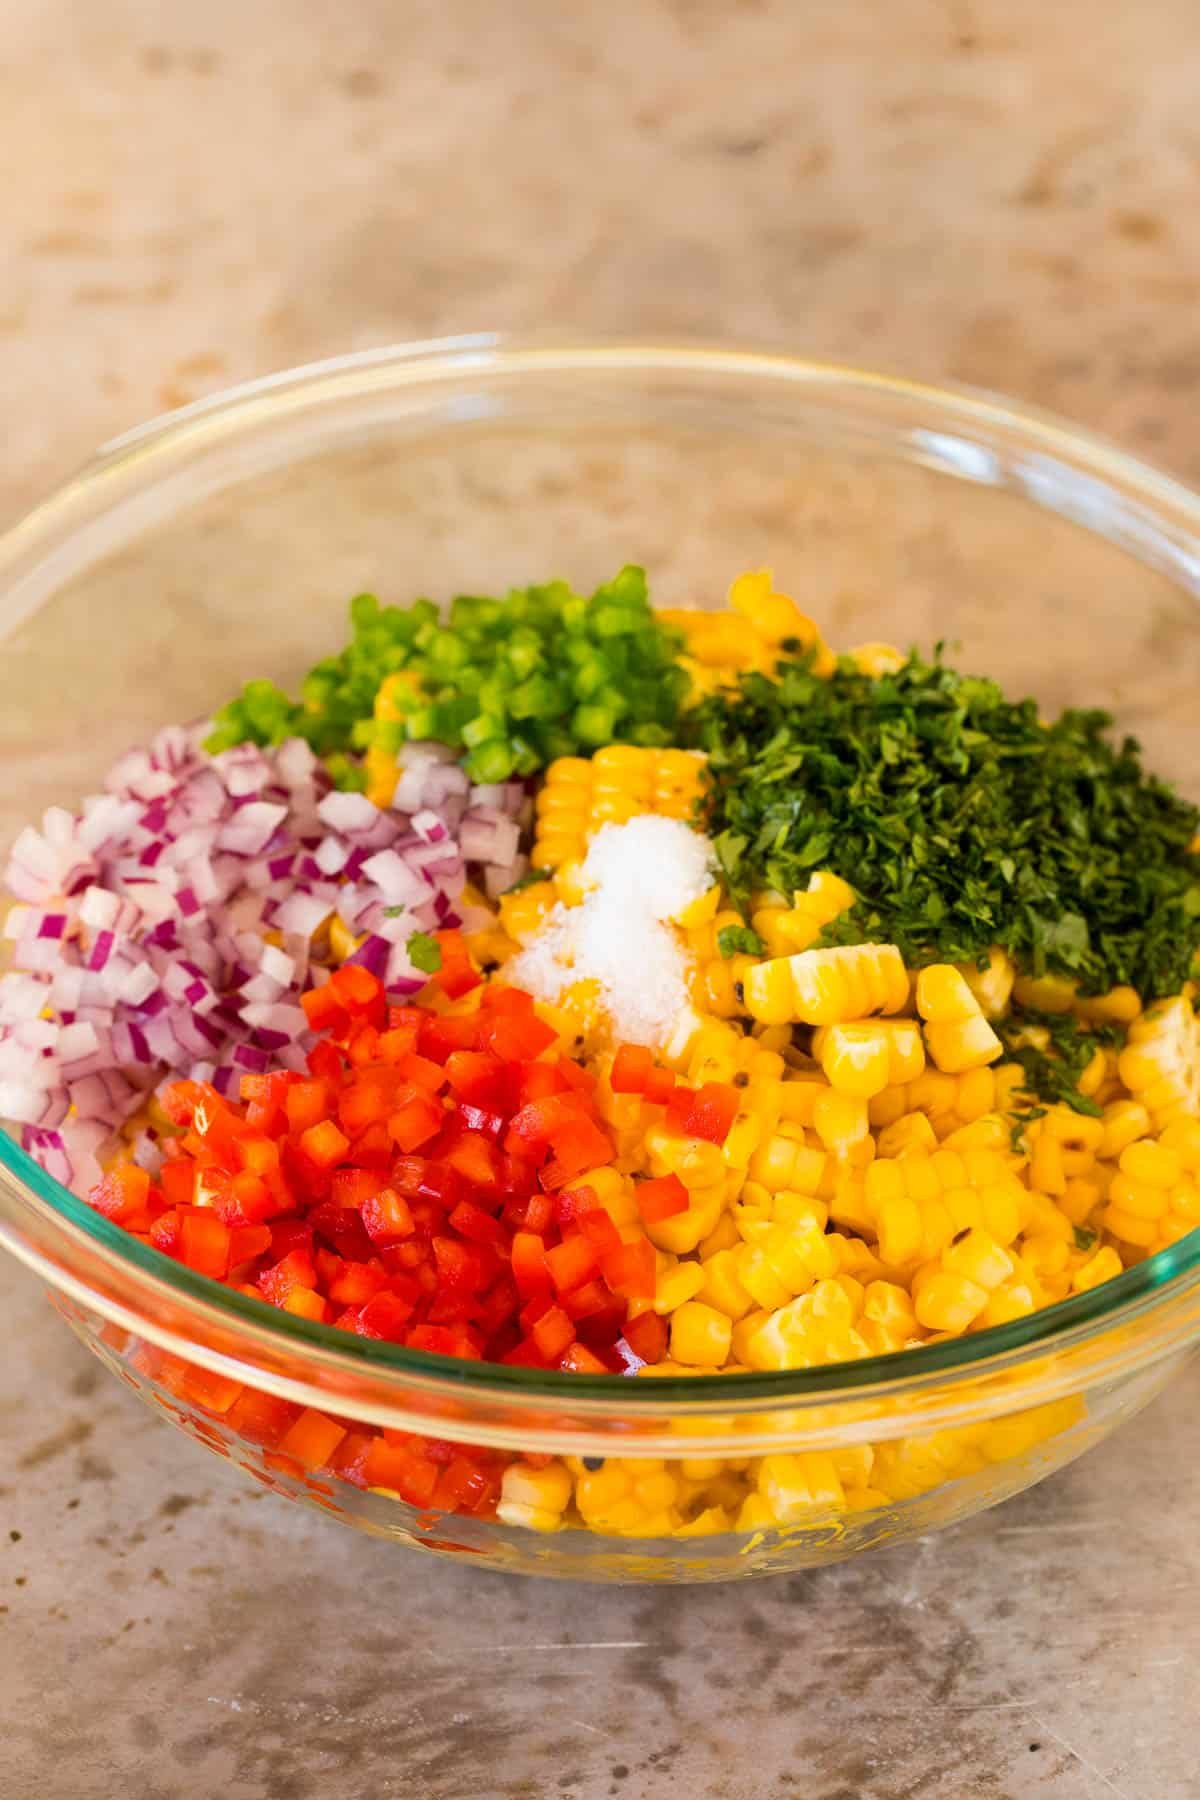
[4,565,1200,1541]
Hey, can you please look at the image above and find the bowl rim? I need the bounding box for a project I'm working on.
[3,331,1200,1416]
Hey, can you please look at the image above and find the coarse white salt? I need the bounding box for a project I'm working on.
[506,816,715,1047]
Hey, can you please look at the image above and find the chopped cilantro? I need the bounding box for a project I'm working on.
[717,924,765,959]
[1073,1225,1099,1251]
[406,931,442,974]
[691,649,1200,998]
[995,1009,1120,1117]
[504,867,553,895]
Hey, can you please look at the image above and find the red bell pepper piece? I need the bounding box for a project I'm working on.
[179,1211,231,1279]
[635,1172,690,1223]
[361,1187,416,1246]
[387,1093,445,1153]
[665,1080,739,1145]
[544,1235,600,1294]
[610,1043,653,1094]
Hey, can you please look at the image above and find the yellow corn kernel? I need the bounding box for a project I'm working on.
[1027,1130,1066,1196]
[868,1085,909,1130]
[906,1069,964,1129]
[697,1212,742,1260]
[652,1261,708,1315]
[1100,1099,1152,1161]
[496,880,558,943]
[1107,1172,1169,1221]
[862,1280,916,1332]
[812,1090,870,1155]
[1118,996,1200,1126]
[730,1307,772,1365]
[916,965,979,1024]
[670,1301,733,1368]
[913,1269,988,1333]
[1119,1139,1183,1189]
[848,641,905,677]
[765,1214,839,1289]
[675,884,721,931]
[735,1245,793,1311]
[747,1131,826,1195]
[956,948,1015,1019]
[876,1110,939,1159]
[756,1452,845,1522]
[742,943,908,1027]
[1012,972,1077,1014]
[1102,1205,1159,1247]
[1058,1177,1101,1227]
[924,1015,1004,1076]
[877,1194,923,1265]
[1160,1117,1200,1170]
[1072,1245,1124,1293]
[1075,985,1142,1025]
[981,1280,1038,1326]
[955,1067,998,1124]
[942,1227,1014,1291]
[328,915,362,962]
[1076,1048,1109,1099]
[695,1248,755,1320]
[815,1019,925,1099]
[644,1184,725,1256]
[496,1461,573,1533]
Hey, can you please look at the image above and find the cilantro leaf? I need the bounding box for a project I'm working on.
[717,924,766,959]
[406,931,442,974]
[691,650,1200,998]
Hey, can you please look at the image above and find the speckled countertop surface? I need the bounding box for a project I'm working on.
[5,4,1200,1796]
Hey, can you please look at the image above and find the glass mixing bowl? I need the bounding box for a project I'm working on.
[2,338,1200,1582]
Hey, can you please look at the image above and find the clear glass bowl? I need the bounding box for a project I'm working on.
[3,337,1200,1582]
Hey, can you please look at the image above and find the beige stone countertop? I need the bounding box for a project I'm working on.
[4,3,1200,1796]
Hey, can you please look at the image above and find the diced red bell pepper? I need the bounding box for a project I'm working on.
[307,1038,345,1085]
[600,1236,656,1301]
[448,1199,507,1248]
[544,1235,600,1294]
[158,1159,195,1211]
[281,1285,328,1321]
[558,1341,608,1374]
[576,1206,623,1258]
[278,1407,347,1471]
[361,1437,439,1504]
[540,1115,614,1188]
[396,1051,450,1095]
[286,1072,332,1130]
[559,1278,613,1322]
[418,1012,483,1062]
[483,1011,557,1063]
[228,1223,273,1268]
[621,1309,668,1365]
[530,1305,575,1363]
[355,1290,416,1341]
[504,1092,584,1151]
[510,1230,550,1297]
[387,1093,444,1152]
[376,1024,420,1063]
[635,1172,690,1224]
[301,982,351,1035]
[179,1211,232,1279]
[299,1119,350,1168]
[330,1167,385,1210]
[433,930,481,999]
[330,964,387,1023]
[361,1187,415,1246]
[610,1042,653,1094]
[644,1065,676,1104]
[327,1259,389,1306]
[89,1162,152,1224]
[665,1080,739,1145]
